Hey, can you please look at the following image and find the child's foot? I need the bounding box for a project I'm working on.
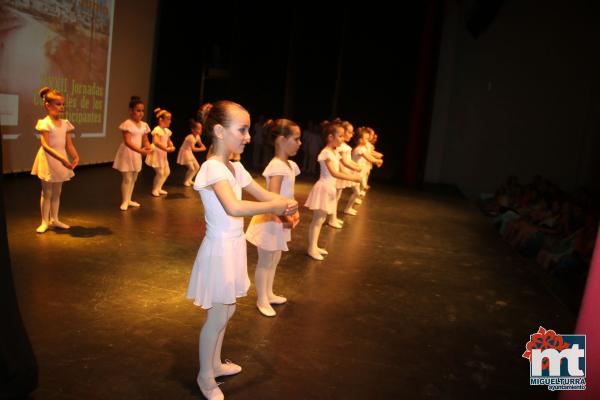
[196,374,224,400]
[327,220,343,229]
[355,198,363,205]
[214,360,242,377]
[36,222,49,233]
[129,201,140,207]
[317,247,328,255]
[360,190,366,196]
[119,203,128,211]
[50,220,70,229]
[257,302,276,317]
[183,181,192,187]
[307,249,324,260]
[151,191,160,197]
[344,208,358,216]
[269,294,287,305]
[159,189,168,195]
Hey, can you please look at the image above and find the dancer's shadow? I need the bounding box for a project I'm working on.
[54,225,113,238]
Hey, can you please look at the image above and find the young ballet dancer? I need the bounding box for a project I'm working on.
[245,118,302,317]
[187,101,298,400]
[112,96,151,210]
[177,119,206,186]
[352,127,383,196]
[305,121,361,260]
[146,107,176,196]
[328,119,364,226]
[31,86,80,233]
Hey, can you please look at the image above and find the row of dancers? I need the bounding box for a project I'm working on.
[30,88,383,400]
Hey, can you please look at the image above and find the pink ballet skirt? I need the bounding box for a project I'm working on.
[177,134,201,165]
[304,147,338,214]
[31,116,75,182]
[145,126,171,168]
[112,119,150,172]
[246,159,300,251]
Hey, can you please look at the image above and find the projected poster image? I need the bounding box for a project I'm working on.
[0,0,114,173]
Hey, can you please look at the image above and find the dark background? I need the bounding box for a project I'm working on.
[151,3,433,181]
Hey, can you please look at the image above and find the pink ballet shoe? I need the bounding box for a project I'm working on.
[151,191,161,197]
[159,189,168,195]
[196,374,224,400]
[50,220,70,229]
[257,302,276,317]
[214,359,242,377]
[269,294,287,305]
[344,208,357,216]
[327,221,343,229]
[183,181,193,187]
[307,250,324,260]
[36,222,49,233]
[128,201,140,207]
[354,198,363,205]
[317,247,328,255]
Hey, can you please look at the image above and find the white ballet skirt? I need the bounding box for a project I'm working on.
[352,145,370,179]
[186,159,253,309]
[177,134,202,165]
[246,158,300,251]
[112,119,150,172]
[31,116,75,182]
[336,142,354,189]
[304,147,339,214]
[145,126,171,168]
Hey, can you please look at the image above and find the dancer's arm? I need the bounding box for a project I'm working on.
[192,137,206,152]
[340,153,362,172]
[65,133,79,169]
[213,180,297,218]
[362,151,383,167]
[122,131,150,155]
[325,160,362,182]
[39,131,72,168]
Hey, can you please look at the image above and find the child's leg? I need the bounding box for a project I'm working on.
[267,250,286,304]
[128,172,140,206]
[344,185,360,215]
[49,182,69,229]
[328,189,343,228]
[256,247,276,316]
[120,172,132,210]
[307,210,328,260]
[197,303,230,399]
[151,167,162,196]
[37,181,53,233]
[212,304,240,376]
[159,165,170,194]
[184,161,198,186]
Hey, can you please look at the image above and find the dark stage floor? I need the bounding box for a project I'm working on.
[4,164,575,399]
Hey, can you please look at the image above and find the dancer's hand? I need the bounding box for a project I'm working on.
[272,199,298,216]
[61,158,73,169]
[70,157,79,169]
[167,146,176,153]
[140,147,151,155]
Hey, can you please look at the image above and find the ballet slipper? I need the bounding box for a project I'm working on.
[307,249,324,260]
[128,201,140,207]
[257,302,276,317]
[344,208,358,216]
[354,198,363,205]
[360,190,366,196]
[151,191,161,197]
[327,221,343,229]
[317,247,328,255]
[119,203,128,211]
[214,359,242,377]
[269,294,287,305]
[50,220,70,229]
[159,189,168,195]
[183,181,192,187]
[196,374,224,400]
[36,222,49,233]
